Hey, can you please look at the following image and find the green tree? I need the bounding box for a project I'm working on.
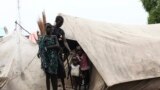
[141,0,160,24]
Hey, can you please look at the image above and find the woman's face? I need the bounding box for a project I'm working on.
[46,28,51,35]
[46,24,52,35]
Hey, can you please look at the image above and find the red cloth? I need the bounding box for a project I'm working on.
[29,32,38,43]
[79,53,90,71]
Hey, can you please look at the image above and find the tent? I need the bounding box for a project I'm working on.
[1,14,160,90]
[60,14,160,90]
[0,27,5,38]
[0,31,46,90]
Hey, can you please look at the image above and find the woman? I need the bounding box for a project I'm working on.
[38,23,60,90]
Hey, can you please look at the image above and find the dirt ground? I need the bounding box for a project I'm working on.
[57,78,73,90]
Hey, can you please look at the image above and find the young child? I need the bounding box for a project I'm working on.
[68,56,81,90]
[76,47,90,90]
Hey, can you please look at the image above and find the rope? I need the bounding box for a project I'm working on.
[23,55,37,71]
[15,21,31,35]
[9,54,38,81]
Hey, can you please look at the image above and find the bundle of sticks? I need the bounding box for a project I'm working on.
[37,11,46,35]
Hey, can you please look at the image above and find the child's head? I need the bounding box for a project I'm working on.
[76,46,83,56]
[72,57,79,65]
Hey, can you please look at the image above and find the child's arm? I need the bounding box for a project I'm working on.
[67,65,71,79]
[76,55,81,61]
[79,65,82,77]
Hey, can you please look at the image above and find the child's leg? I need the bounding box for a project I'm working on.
[78,77,81,90]
[82,70,89,90]
[74,76,78,90]
[85,70,90,89]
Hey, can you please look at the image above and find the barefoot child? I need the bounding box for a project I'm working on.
[68,56,81,90]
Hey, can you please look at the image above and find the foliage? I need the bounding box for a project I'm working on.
[141,0,160,24]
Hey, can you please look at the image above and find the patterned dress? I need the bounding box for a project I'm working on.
[38,35,59,74]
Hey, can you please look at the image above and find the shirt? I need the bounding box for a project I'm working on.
[79,53,90,71]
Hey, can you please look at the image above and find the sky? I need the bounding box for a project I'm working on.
[0,0,148,35]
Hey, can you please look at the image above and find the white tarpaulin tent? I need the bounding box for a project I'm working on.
[60,14,160,89]
[1,14,160,90]
[0,31,46,90]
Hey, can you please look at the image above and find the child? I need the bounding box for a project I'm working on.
[76,47,90,90]
[68,56,81,90]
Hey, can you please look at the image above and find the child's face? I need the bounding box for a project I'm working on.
[77,50,82,56]
[72,59,78,64]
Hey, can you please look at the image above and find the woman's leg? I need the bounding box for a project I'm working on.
[51,74,58,90]
[46,72,50,90]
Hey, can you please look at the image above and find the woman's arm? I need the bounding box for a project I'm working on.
[46,44,60,49]
[47,36,60,49]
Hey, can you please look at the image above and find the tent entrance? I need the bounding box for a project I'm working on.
[64,39,93,90]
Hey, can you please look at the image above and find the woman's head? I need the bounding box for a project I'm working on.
[46,23,52,35]
[55,15,64,27]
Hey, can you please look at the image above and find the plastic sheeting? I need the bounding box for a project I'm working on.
[108,77,160,90]
[89,66,106,90]
[61,14,160,87]
[0,31,46,90]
